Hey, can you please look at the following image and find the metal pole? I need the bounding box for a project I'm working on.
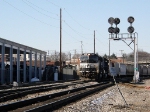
[109,39,110,71]
[60,8,62,79]
[81,41,83,54]
[133,37,137,83]
[74,49,76,64]
[135,32,138,72]
[120,50,124,63]
[109,39,110,59]
[70,52,71,64]
[94,30,95,54]
[55,50,56,61]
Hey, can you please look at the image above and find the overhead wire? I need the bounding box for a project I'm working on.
[96,30,126,51]
[63,20,91,39]
[62,30,80,42]
[94,30,112,53]
[63,8,93,31]
[46,0,60,8]
[22,0,59,20]
[45,0,96,47]
[63,42,80,45]
[24,0,58,15]
[95,30,125,55]
[5,0,117,55]
[3,0,106,56]
[3,0,58,28]
[45,1,93,36]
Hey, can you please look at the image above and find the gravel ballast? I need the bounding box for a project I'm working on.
[54,79,150,112]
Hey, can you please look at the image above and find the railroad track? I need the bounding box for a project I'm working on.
[0,80,91,103]
[0,79,78,90]
[0,81,114,112]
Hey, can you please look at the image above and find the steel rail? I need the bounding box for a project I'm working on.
[0,82,110,111]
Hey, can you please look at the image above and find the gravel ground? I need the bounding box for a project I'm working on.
[54,79,150,112]
[0,82,99,106]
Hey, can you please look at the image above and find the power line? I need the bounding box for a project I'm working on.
[96,30,125,52]
[46,0,60,8]
[63,8,93,31]
[63,20,90,39]
[63,41,80,45]
[45,0,94,40]
[3,0,58,28]
[25,0,58,15]
[22,0,59,20]
[45,1,93,35]
[62,29,80,42]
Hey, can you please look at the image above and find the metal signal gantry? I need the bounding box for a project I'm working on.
[108,16,139,83]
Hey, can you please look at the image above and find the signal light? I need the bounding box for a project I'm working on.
[114,27,120,34]
[128,26,134,33]
[128,16,134,24]
[108,17,114,25]
[108,27,114,33]
[114,18,120,25]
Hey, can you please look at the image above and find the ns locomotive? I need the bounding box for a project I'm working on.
[79,53,109,80]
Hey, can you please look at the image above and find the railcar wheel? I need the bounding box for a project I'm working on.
[104,74,108,79]
[99,74,102,78]
[97,73,103,81]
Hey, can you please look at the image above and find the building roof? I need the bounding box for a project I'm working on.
[0,37,47,55]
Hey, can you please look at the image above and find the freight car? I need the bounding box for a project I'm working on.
[79,53,109,80]
[109,62,126,77]
[113,63,150,77]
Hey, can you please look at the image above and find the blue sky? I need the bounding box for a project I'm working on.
[0,0,149,57]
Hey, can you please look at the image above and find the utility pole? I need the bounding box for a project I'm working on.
[60,8,62,79]
[55,50,56,61]
[70,52,71,64]
[74,49,76,64]
[94,30,95,54]
[120,50,124,63]
[81,41,83,54]
[48,50,49,56]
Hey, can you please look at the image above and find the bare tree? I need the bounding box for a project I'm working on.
[126,50,150,62]
[72,53,81,59]
[49,51,69,62]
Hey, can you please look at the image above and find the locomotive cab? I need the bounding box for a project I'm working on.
[79,53,109,80]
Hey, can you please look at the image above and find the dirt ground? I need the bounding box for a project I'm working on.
[55,78,150,112]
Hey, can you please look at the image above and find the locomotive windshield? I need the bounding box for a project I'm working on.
[80,54,99,63]
[80,55,88,63]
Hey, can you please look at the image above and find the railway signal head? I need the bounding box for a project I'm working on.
[128,26,134,33]
[108,27,115,33]
[108,17,114,25]
[114,27,120,34]
[128,16,134,24]
[114,18,120,25]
